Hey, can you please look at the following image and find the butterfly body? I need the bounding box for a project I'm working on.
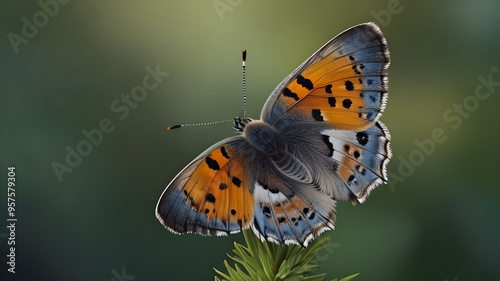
[156,23,391,246]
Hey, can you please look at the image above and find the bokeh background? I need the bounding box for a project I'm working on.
[2,0,500,280]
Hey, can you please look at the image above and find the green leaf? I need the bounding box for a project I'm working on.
[214,230,359,281]
[331,273,360,281]
[341,273,360,281]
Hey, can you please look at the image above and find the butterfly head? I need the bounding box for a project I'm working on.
[233,117,253,132]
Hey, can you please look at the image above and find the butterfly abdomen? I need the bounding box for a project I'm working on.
[243,120,285,155]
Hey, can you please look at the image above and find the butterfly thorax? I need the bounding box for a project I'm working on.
[241,119,284,155]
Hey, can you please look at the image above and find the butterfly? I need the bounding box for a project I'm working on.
[156,22,391,247]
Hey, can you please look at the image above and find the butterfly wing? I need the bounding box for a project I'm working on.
[248,153,337,247]
[260,22,391,203]
[157,22,391,246]
[261,22,389,130]
[295,121,391,203]
[156,134,336,246]
[156,136,255,236]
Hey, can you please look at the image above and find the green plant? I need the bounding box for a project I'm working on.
[214,230,359,281]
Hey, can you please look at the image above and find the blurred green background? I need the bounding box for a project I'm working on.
[1,0,500,280]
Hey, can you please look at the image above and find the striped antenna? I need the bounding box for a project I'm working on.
[166,119,233,131]
[166,49,248,131]
[242,49,247,118]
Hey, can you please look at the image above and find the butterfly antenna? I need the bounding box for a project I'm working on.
[242,48,247,118]
[167,119,233,131]
[168,50,247,131]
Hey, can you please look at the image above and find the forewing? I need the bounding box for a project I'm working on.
[156,137,254,236]
[261,22,390,131]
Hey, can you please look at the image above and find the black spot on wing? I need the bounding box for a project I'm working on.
[205,193,216,203]
[328,97,336,107]
[296,74,314,90]
[356,132,369,145]
[232,176,242,187]
[325,84,332,94]
[345,80,354,91]
[348,175,355,183]
[322,135,334,157]
[342,99,352,109]
[359,167,366,175]
[354,151,360,159]
[205,156,220,170]
[308,212,315,220]
[220,146,230,159]
[312,109,324,121]
[352,64,365,75]
[262,206,271,218]
[282,87,299,101]
[344,144,350,153]
[219,183,227,190]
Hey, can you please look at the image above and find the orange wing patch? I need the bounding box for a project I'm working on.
[180,145,254,231]
[278,54,354,104]
[275,34,388,131]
